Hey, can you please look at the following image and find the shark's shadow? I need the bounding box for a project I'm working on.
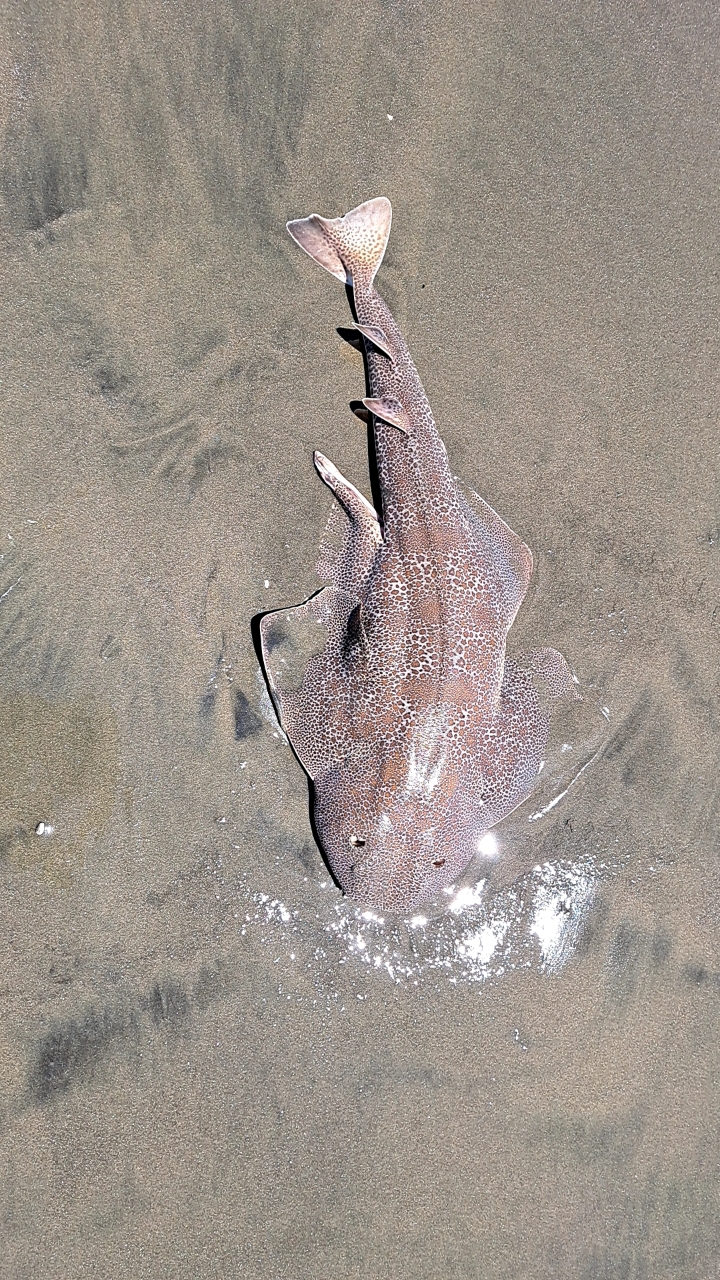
[250,282,379,886]
[337,281,383,517]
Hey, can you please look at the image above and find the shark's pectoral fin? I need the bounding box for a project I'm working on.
[363,396,412,436]
[351,323,395,360]
[500,650,609,825]
[260,588,360,780]
[525,648,581,702]
[457,479,534,625]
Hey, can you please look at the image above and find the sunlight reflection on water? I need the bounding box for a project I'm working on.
[234,850,612,993]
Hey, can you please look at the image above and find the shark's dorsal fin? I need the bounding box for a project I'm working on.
[351,323,394,360]
[362,396,411,436]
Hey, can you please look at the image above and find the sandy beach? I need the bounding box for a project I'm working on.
[1,1,719,1275]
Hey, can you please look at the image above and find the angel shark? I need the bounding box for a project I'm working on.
[260,197,576,913]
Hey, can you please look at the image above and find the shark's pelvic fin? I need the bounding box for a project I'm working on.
[286,198,392,287]
[362,396,411,436]
[314,451,380,527]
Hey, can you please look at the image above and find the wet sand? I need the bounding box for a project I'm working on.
[1,1,719,1276]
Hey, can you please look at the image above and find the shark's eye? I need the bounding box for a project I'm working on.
[349,834,366,847]
[432,858,446,868]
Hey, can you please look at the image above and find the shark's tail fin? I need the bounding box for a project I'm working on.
[286,197,392,287]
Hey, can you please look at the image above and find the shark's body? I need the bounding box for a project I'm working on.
[261,198,574,912]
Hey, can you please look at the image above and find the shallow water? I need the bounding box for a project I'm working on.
[1,2,719,1276]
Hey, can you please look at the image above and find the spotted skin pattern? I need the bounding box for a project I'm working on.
[261,198,575,912]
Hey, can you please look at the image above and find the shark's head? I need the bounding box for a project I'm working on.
[313,750,488,914]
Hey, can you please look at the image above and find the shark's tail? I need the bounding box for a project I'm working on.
[286,197,392,287]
